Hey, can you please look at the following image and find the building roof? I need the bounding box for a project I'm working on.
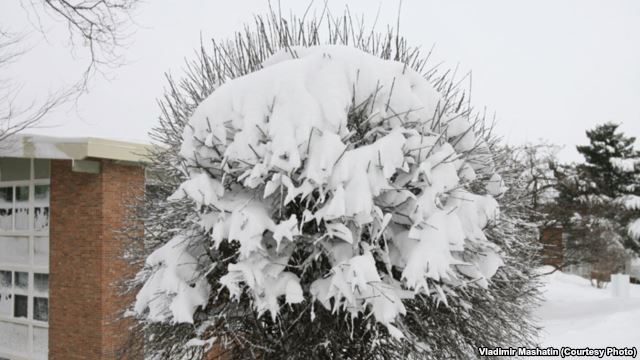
[0,134,154,163]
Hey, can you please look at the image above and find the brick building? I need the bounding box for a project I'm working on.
[0,135,151,360]
[539,226,564,268]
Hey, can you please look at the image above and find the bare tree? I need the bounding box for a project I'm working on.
[0,29,73,142]
[497,142,560,224]
[0,1,139,141]
[22,0,139,80]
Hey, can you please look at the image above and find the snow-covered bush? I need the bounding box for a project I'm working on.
[126,11,539,360]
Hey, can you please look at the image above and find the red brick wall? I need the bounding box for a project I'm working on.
[540,227,564,268]
[49,159,144,360]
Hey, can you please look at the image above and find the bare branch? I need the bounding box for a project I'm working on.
[0,28,79,141]
[22,0,139,85]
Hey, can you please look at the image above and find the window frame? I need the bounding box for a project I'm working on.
[0,158,49,360]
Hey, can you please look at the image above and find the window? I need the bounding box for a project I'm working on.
[0,184,49,233]
[0,187,13,231]
[34,185,50,231]
[0,236,29,264]
[0,271,11,317]
[0,158,30,182]
[33,274,48,322]
[13,295,27,319]
[0,158,49,359]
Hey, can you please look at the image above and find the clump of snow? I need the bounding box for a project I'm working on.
[610,157,639,173]
[185,336,216,350]
[576,194,611,205]
[312,250,409,338]
[616,194,640,211]
[219,252,304,320]
[138,45,505,336]
[134,235,210,323]
[628,218,640,240]
[485,173,507,196]
[614,194,640,240]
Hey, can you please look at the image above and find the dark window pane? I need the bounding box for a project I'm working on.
[15,272,28,290]
[34,159,50,179]
[0,158,30,181]
[34,185,49,202]
[14,294,27,318]
[0,271,10,288]
[0,187,12,204]
[0,271,11,317]
[15,186,28,202]
[34,274,48,295]
[33,297,48,322]
[0,187,13,231]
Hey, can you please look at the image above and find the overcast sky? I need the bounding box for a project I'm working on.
[1,0,639,162]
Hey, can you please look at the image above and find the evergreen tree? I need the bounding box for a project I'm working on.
[576,122,639,198]
[578,123,640,252]
[553,123,640,270]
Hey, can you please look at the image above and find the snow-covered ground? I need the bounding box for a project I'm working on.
[535,267,640,351]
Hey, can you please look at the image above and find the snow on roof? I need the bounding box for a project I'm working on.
[0,133,154,163]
